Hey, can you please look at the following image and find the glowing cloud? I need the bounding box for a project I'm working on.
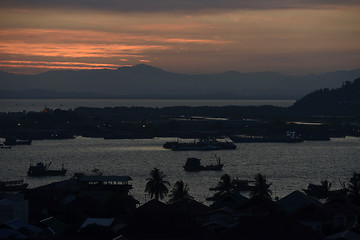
[1,0,360,13]
[0,2,359,74]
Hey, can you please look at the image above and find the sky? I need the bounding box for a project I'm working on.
[0,0,360,75]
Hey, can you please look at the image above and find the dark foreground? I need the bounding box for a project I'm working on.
[1,171,360,240]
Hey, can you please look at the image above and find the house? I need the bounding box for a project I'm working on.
[39,216,68,236]
[289,204,331,233]
[213,214,324,240]
[0,194,29,223]
[170,198,210,225]
[122,199,201,239]
[1,219,43,239]
[322,199,360,229]
[277,190,322,214]
[235,196,285,218]
[24,176,137,224]
[325,229,360,240]
[209,192,248,210]
[0,227,26,239]
[77,176,132,193]
[79,217,117,240]
[77,176,133,202]
[278,190,330,232]
[81,217,115,229]
[203,207,238,233]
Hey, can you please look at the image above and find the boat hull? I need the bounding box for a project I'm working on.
[0,180,28,192]
[27,169,67,177]
[183,157,223,171]
[184,164,223,171]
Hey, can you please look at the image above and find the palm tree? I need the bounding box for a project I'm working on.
[249,173,272,200]
[145,167,170,201]
[168,180,193,203]
[348,172,360,200]
[209,174,235,200]
[321,179,332,200]
[303,180,333,200]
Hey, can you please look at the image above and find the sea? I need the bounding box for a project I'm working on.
[0,99,359,204]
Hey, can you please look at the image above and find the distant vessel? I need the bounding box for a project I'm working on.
[230,132,303,143]
[3,137,32,146]
[164,138,236,151]
[27,162,67,177]
[0,144,11,149]
[0,179,28,192]
[183,156,223,171]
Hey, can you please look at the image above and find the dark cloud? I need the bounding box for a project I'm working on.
[1,0,359,13]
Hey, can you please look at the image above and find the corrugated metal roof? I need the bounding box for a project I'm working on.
[6,219,43,233]
[278,190,321,213]
[78,175,132,182]
[81,218,115,228]
[0,228,26,239]
[40,217,68,234]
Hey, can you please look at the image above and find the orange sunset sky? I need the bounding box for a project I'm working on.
[0,0,359,75]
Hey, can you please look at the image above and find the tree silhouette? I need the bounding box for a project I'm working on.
[303,179,332,200]
[145,167,170,201]
[321,179,332,200]
[348,172,360,203]
[249,173,272,200]
[168,180,193,203]
[208,174,236,200]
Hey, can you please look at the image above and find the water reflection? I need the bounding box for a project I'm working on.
[0,136,359,204]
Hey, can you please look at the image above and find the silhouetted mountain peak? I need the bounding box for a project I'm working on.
[130,64,163,72]
[1,65,360,100]
[220,70,244,75]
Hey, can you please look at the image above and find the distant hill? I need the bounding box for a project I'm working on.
[1,64,360,99]
[291,77,360,115]
[0,89,113,99]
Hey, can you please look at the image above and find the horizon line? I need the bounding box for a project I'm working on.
[1,63,360,77]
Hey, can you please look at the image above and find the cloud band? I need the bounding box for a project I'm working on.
[1,0,359,13]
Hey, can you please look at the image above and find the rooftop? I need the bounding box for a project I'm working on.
[78,176,132,182]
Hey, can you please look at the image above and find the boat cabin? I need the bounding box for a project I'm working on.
[184,158,202,170]
[184,157,223,171]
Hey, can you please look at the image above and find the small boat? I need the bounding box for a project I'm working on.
[0,179,28,192]
[230,132,303,143]
[0,144,11,149]
[183,156,223,171]
[27,162,67,177]
[4,137,32,146]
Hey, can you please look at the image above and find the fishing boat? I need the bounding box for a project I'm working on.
[230,132,304,143]
[3,137,32,146]
[27,162,67,177]
[183,156,223,171]
[0,179,28,192]
[0,144,11,149]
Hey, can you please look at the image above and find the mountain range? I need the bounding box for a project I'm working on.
[1,64,360,99]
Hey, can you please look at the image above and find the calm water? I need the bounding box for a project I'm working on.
[0,99,358,204]
[1,136,359,204]
[0,99,295,112]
